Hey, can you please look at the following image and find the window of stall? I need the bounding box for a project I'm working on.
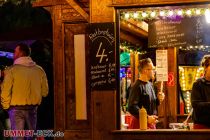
[118,3,210,130]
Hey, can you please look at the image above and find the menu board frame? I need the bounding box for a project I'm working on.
[89,22,116,90]
[148,16,210,48]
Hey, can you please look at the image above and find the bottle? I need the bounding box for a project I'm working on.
[139,106,147,130]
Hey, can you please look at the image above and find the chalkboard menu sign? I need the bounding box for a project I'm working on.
[89,22,116,90]
[148,16,210,48]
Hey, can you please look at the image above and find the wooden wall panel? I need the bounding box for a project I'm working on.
[90,1,117,140]
[166,48,177,125]
[130,53,135,84]
[53,4,91,140]
[92,91,117,140]
[90,0,114,23]
[134,53,139,82]
[53,5,66,135]
[61,5,88,22]
[64,130,91,140]
[64,23,91,130]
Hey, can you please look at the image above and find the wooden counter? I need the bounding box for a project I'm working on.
[111,129,210,140]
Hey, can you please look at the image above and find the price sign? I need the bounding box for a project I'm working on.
[148,16,210,48]
[89,22,116,90]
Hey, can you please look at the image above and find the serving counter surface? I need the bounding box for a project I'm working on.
[111,129,210,140]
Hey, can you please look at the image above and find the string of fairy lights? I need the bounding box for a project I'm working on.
[120,44,147,55]
[121,8,210,21]
[179,45,210,52]
[120,7,210,53]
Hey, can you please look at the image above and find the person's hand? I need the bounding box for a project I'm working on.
[157,92,165,103]
[148,115,158,124]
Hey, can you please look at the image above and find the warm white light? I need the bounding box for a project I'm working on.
[177,10,183,16]
[186,10,192,15]
[151,11,156,17]
[168,11,174,16]
[159,11,165,16]
[205,9,210,14]
[196,9,201,15]
[125,13,130,19]
[142,12,147,17]
[205,9,210,23]
[133,12,138,18]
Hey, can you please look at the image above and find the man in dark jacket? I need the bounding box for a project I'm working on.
[128,58,165,129]
[191,55,210,129]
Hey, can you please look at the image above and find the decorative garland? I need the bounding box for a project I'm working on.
[179,45,210,52]
[121,8,210,21]
[179,66,203,113]
[120,43,147,55]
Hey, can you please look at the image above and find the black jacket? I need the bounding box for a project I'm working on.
[191,78,210,127]
[128,79,159,117]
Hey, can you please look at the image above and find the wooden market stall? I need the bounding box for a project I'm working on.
[32,0,210,140]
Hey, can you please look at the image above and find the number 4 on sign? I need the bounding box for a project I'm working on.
[96,42,108,63]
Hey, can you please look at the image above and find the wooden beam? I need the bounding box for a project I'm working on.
[127,19,148,32]
[120,30,146,47]
[65,0,90,22]
[33,0,67,7]
[120,20,148,39]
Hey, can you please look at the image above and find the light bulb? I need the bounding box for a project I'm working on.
[151,11,156,17]
[125,13,129,19]
[205,9,210,23]
[133,12,138,18]
[159,11,165,16]
[196,9,201,15]
[177,10,183,16]
[186,10,192,15]
[142,12,147,18]
[168,11,173,16]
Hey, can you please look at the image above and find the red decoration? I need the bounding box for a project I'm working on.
[167,72,175,86]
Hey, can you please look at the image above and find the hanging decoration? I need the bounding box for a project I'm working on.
[179,45,210,52]
[179,66,204,113]
[179,66,204,91]
[120,42,147,55]
[121,8,210,21]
